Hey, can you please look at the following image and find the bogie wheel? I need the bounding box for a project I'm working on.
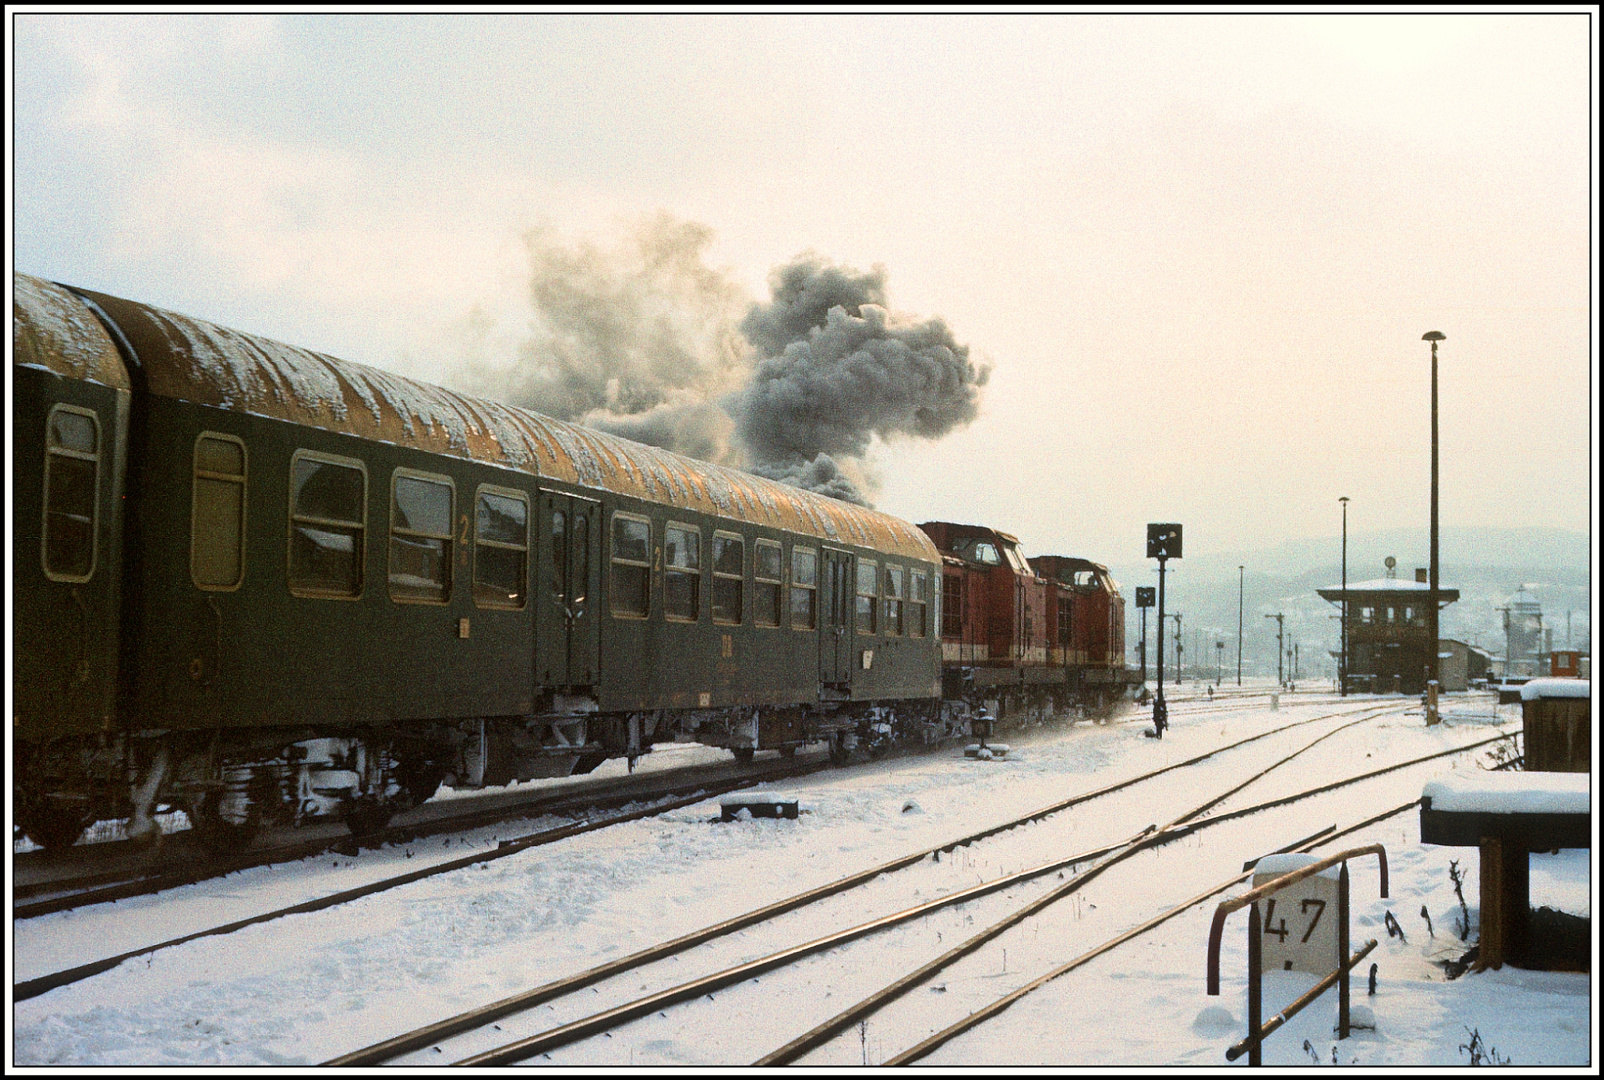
[393,757,448,810]
[732,746,756,764]
[341,798,394,838]
[18,794,95,854]
[828,734,851,766]
[188,789,262,854]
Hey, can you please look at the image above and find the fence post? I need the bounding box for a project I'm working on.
[1338,862,1350,1039]
[1247,902,1263,1066]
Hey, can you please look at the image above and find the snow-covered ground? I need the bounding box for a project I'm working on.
[8,683,1595,1068]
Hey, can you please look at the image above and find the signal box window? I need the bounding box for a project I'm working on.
[754,540,783,627]
[610,513,651,617]
[712,532,744,625]
[664,523,700,622]
[289,452,366,598]
[192,433,247,589]
[884,564,904,636]
[42,405,101,582]
[475,488,528,608]
[390,472,454,603]
[856,559,878,634]
[909,570,928,637]
[791,546,817,630]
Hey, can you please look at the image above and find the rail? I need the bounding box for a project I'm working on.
[1206,844,1388,1066]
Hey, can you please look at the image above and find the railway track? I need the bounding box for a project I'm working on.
[12,747,828,917]
[325,699,1471,1065]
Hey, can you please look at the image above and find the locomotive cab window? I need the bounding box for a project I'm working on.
[475,487,528,609]
[754,539,783,628]
[856,559,878,634]
[610,513,651,618]
[712,531,744,625]
[664,523,701,622]
[791,546,817,630]
[42,404,101,582]
[289,451,367,598]
[191,433,247,590]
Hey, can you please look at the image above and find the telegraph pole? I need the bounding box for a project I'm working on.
[1264,613,1285,686]
[1237,565,1244,685]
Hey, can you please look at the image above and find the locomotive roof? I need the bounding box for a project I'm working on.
[13,275,131,390]
[17,274,938,563]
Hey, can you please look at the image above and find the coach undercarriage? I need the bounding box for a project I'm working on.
[14,696,953,854]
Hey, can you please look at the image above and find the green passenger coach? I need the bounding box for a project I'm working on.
[13,273,943,852]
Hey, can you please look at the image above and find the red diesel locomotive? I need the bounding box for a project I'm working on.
[918,522,1130,723]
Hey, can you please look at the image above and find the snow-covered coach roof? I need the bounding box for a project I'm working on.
[26,275,937,562]
[13,275,131,390]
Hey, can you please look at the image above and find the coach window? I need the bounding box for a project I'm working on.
[42,405,101,582]
[191,433,247,590]
[474,487,528,608]
[664,524,701,622]
[790,546,817,630]
[856,559,878,634]
[610,513,651,618]
[289,451,366,598]
[754,539,783,628]
[884,564,905,636]
[909,569,928,637]
[389,471,453,603]
[712,532,744,625]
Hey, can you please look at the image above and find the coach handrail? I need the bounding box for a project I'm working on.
[1206,843,1388,995]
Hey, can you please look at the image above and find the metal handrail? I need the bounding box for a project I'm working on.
[1206,843,1388,994]
[1206,844,1388,1066]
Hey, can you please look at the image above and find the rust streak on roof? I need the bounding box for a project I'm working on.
[48,277,938,563]
[13,275,130,390]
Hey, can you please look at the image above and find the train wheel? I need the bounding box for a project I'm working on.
[393,756,447,809]
[341,797,394,838]
[828,734,850,766]
[18,793,94,854]
[188,789,261,853]
[732,746,756,764]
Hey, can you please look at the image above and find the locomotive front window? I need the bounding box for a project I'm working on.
[610,513,651,618]
[909,570,928,637]
[191,433,247,590]
[712,532,744,625]
[389,472,454,604]
[474,489,528,608]
[664,524,700,622]
[754,539,782,628]
[856,559,878,635]
[289,452,366,598]
[42,405,101,582]
[790,546,817,630]
[884,564,904,636]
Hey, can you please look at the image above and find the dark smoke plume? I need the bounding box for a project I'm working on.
[733,256,990,503]
[475,218,989,505]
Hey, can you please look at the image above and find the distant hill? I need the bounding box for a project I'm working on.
[1102,527,1591,681]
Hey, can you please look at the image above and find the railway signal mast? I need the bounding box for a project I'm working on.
[1147,523,1182,738]
[1136,586,1156,686]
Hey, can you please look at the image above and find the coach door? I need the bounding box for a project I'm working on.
[819,547,854,687]
[538,492,601,689]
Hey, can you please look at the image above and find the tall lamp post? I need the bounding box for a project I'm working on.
[1339,496,1349,697]
[1146,524,1182,737]
[1216,639,1224,685]
[1237,565,1244,685]
[1423,331,1445,725]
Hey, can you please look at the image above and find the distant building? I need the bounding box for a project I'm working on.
[1440,639,1493,692]
[1502,587,1546,676]
[1318,565,1460,695]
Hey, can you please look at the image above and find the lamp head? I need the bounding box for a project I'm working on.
[1422,331,1445,342]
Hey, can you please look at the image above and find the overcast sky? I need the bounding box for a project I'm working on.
[10,11,1596,564]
